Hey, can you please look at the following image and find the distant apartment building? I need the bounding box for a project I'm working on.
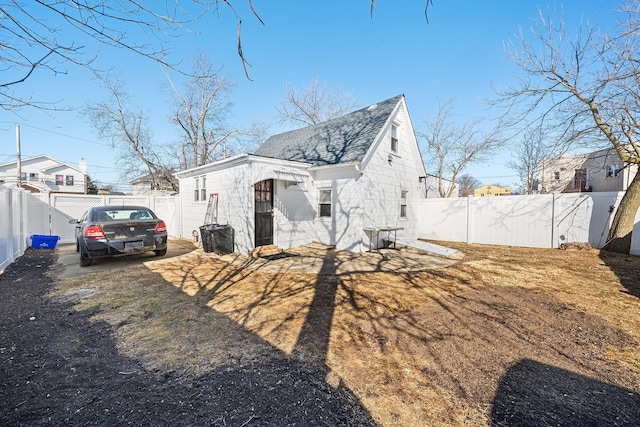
[538,147,637,194]
[474,185,511,197]
[0,155,87,194]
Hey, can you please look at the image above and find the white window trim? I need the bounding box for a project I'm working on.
[317,188,332,218]
[391,122,399,153]
[400,190,408,219]
[194,175,207,202]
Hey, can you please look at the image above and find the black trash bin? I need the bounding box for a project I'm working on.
[199,224,234,255]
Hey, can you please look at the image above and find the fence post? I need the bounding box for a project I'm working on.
[551,193,556,249]
[466,196,471,244]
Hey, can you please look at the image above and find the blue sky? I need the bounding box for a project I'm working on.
[0,1,620,191]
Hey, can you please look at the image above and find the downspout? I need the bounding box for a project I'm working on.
[355,163,364,252]
[16,123,21,188]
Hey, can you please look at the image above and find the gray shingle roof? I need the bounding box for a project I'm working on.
[254,95,403,166]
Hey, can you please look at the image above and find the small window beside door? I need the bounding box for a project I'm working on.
[318,189,331,218]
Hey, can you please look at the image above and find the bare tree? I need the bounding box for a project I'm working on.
[417,99,504,198]
[506,127,561,195]
[166,52,239,170]
[85,53,240,185]
[1,1,440,110]
[276,79,359,127]
[240,121,272,154]
[496,1,640,253]
[458,174,481,197]
[0,1,269,110]
[83,75,178,191]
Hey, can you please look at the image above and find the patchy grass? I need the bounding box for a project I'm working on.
[54,243,640,426]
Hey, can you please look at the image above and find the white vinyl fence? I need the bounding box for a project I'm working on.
[415,191,640,255]
[3,186,640,273]
[0,186,31,272]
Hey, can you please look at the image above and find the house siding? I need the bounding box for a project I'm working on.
[273,180,316,249]
[308,167,364,251]
[179,163,253,253]
[357,104,423,248]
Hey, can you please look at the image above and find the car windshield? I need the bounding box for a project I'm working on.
[95,209,155,221]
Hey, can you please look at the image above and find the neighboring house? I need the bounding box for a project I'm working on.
[0,155,87,194]
[131,173,178,195]
[175,94,437,254]
[538,147,638,194]
[474,185,511,197]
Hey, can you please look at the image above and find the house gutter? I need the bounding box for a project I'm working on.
[174,154,314,180]
[174,153,250,179]
[307,161,362,172]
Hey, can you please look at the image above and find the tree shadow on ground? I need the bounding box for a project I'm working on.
[491,359,640,426]
[0,249,375,426]
[599,250,640,299]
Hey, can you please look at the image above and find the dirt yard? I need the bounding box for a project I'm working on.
[1,241,640,426]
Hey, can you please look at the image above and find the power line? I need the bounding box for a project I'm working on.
[12,122,112,147]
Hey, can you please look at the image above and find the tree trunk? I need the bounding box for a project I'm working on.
[604,171,640,253]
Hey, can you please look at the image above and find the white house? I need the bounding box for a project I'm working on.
[538,147,638,194]
[131,172,178,195]
[175,95,436,254]
[0,155,87,194]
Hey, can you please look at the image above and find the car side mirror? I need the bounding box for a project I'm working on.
[68,219,79,224]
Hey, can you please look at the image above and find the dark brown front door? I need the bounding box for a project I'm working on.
[254,179,273,247]
[574,168,587,191]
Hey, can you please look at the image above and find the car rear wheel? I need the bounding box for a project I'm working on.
[154,248,167,257]
[79,242,93,267]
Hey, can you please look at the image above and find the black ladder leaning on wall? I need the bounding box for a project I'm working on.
[204,193,219,225]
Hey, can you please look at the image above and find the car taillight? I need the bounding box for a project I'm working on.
[155,221,167,233]
[84,225,105,239]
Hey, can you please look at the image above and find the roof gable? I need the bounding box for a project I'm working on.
[0,155,85,175]
[255,95,404,166]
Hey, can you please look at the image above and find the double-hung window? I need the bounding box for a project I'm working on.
[391,124,398,153]
[55,175,63,185]
[194,176,207,202]
[400,191,407,218]
[318,189,331,218]
[607,164,621,178]
[65,175,74,186]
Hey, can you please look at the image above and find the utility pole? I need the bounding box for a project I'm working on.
[16,123,22,188]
